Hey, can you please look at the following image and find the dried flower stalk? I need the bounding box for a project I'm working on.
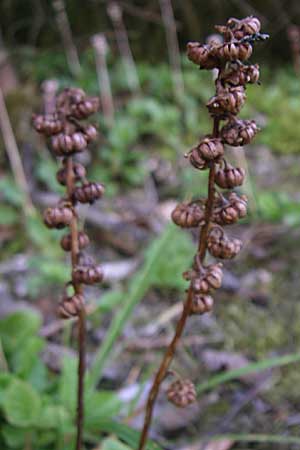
[33,88,103,450]
[138,16,268,450]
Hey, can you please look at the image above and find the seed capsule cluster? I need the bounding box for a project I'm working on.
[168,17,266,408]
[167,379,197,408]
[33,87,103,320]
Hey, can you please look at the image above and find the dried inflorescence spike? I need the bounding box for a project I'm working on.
[33,86,105,450]
[138,18,268,450]
[167,379,197,408]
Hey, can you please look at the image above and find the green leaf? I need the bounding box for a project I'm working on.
[0,204,19,226]
[0,176,23,206]
[2,379,42,427]
[89,224,176,387]
[197,352,300,394]
[59,355,77,414]
[88,420,162,450]
[102,437,132,450]
[1,424,29,448]
[85,391,122,429]
[38,404,71,430]
[0,310,42,354]
[0,373,13,404]
[11,336,44,377]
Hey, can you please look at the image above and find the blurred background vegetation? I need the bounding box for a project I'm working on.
[1,1,300,450]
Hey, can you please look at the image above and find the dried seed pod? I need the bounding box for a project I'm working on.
[205,262,224,290]
[68,87,86,104]
[221,119,259,146]
[245,64,260,84]
[221,63,260,86]
[56,162,86,186]
[190,294,214,315]
[185,146,208,170]
[207,86,246,116]
[171,202,205,228]
[73,265,104,285]
[73,182,105,204]
[167,379,197,408]
[32,114,63,136]
[186,42,219,69]
[60,231,90,252]
[83,124,98,143]
[219,42,252,61]
[43,205,73,229]
[215,163,245,189]
[58,294,84,319]
[214,193,248,225]
[70,97,100,119]
[51,132,87,156]
[207,227,243,259]
[56,87,86,113]
[190,263,223,294]
[227,16,261,39]
[197,137,224,161]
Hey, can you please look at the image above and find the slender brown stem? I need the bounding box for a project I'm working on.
[137,117,221,450]
[66,156,86,450]
[76,309,86,450]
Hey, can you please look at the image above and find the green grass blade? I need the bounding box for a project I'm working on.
[197,352,300,394]
[208,434,300,445]
[89,224,176,388]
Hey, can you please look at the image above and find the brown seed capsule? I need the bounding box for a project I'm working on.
[171,202,205,228]
[167,379,197,408]
[219,42,252,61]
[73,265,104,285]
[215,164,245,189]
[186,42,219,69]
[246,64,260,84]
[208,227,243,259]
[197,137,224,161]
[207,86,246,116]
[70,97,100,119]
[220,64,260,86]
[185,146,208,170]
[51,132,87,156]
[205,262,224,290]
[56,162,86,186]
[60,231,90,252]
[58,294,84,319]
[43,205,73,229]
[226,16,261,39]
[190,262,223,294]
[221,119,259,146]
[83,124,98,143]
[32,114,63,136]
[214,193,248,225]
[73,182,105,204]
[190,294,214,315]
